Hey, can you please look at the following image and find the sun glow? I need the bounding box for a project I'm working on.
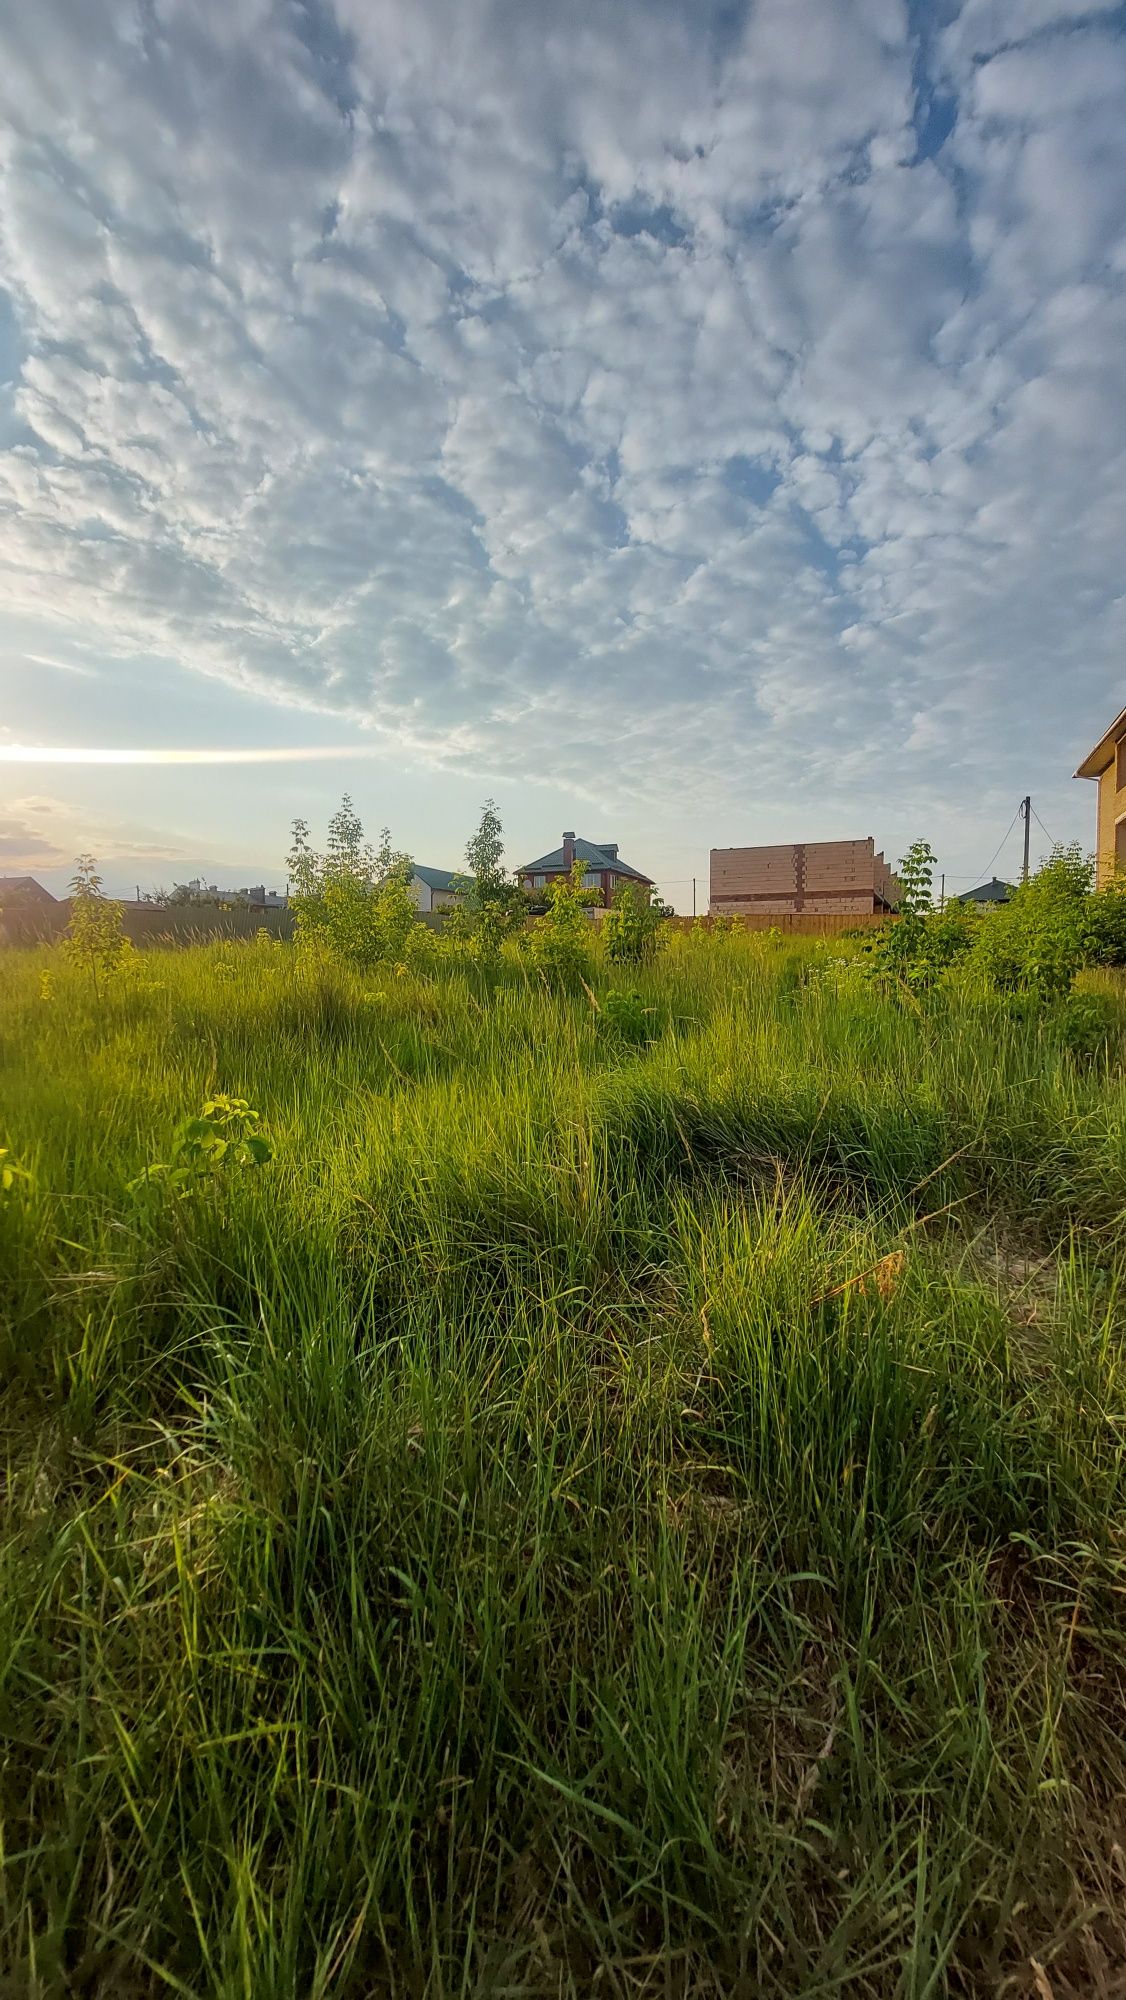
[0,744,381,766]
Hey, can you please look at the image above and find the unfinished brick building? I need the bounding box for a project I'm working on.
[709,838,900,918]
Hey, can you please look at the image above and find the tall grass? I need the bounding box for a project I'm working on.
[1,933,1125,1996]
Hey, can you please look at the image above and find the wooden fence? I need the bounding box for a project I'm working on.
[2,904,895,950]
[0,905,296,949]
[668,911,894,937]
[0,902,466,949]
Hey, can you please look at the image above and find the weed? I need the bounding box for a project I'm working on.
[126,1093,272,1197]
[600,985,658,1044]
[0,1145,31,1194]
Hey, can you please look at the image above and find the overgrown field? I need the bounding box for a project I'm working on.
[2,934,1126,1997]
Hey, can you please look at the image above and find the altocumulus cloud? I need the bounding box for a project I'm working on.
[1,0,1124,821]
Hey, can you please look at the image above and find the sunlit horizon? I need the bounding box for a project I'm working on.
[0,744,381,766]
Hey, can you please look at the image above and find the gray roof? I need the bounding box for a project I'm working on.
[517,837,652,883]
[0,875,57,902]
[961,877,1015,904]
[412,864,460,892]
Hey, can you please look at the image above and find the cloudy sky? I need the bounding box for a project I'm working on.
[1,0,1124,904]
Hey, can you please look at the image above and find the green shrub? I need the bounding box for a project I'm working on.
[526,857,598,990]
[1082,878,1126,966]
[127,1094,272,1197]
[868,840,976,988]
[287,797,416,969]
[603,881,668,965]
[966,845,1091,998]
[1051,989,1120,1064]
[600,986,658,1045]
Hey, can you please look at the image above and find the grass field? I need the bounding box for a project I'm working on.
[2,932,1126,1997]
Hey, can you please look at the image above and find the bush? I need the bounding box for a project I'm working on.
[868,840,976,989]
[1082,879,1126,966]
[600,987,659,1045]
[287,797,416,970]
[1051,990,1120,1064]
[965,845,1091,999]
[603,881,668,966]
[526,859,597,990]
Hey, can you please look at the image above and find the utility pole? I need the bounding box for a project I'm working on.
[692,877,696,919]
[939,873,945,911]
[1020,795,1031,884]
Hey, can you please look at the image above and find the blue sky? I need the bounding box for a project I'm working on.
[2,0,1125,906]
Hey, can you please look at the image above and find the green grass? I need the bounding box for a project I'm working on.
[2,932,1126,1996]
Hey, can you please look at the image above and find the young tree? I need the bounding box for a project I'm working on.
[464,798,506,894]
[449,799,526,969]
[287,799,415,969]
[897,838,937,919]
[870,840,974,989]
[371,826,417,964]
[64,855,128,1001]
[602,879,669,965]
[325,795,371,876]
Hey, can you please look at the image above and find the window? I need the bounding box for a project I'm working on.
[1116,818,1126,871]
[1117,737,1126,793]
[581,871,600,890]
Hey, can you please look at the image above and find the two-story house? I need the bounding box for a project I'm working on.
[1076,703,1126,884]
[409,865,461,912]
[517,832,654,910]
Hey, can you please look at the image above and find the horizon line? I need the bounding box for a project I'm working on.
[0,744,383,766]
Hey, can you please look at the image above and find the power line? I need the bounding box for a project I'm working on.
[974,805,1022,886]
[1030,804,1058,849]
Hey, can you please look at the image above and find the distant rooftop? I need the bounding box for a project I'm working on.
[517,836,652,883]
[412,864,459,892]
[961,877,1015,905]
[0,875,57,903]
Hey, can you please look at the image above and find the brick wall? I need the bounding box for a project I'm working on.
[668,911,893,936]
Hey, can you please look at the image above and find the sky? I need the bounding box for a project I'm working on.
[2,0,1125,908]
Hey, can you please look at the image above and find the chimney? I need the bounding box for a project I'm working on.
[562,830,575,869]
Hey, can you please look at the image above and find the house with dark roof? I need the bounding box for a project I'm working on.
[409,864,461,912]
[0,875,57,907]
[959,877,1014,907]
[516,832,654,910]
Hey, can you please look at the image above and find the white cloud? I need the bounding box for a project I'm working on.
[0,0,1123,844]
[0,793,208,871]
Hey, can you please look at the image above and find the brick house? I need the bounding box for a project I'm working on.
[1075,702,1126,884]
[516,832,654,910]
